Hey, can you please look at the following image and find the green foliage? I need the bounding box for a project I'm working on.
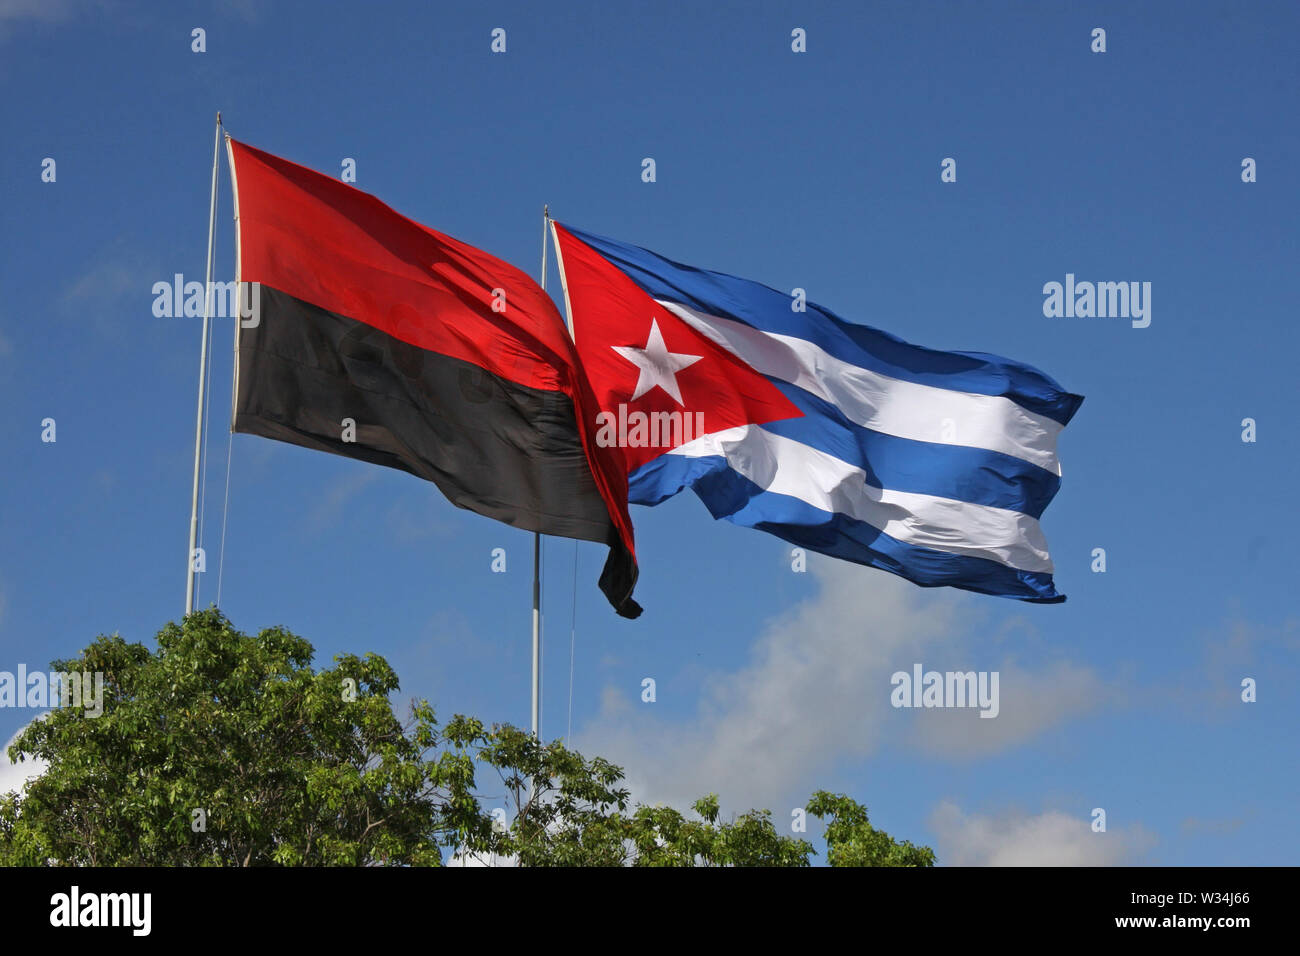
[0,610,935,867]
[806,791,936,867]
[448,723,816,866]
[0,610,449,865]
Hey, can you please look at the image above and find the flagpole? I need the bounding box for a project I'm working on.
[532,204,550,738]
[185,112,223,616]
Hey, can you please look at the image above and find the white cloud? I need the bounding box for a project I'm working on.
[0,725,47,798]
[577,557,1107,814]
[57,245,160,339]
[0,0,77,30]
[906,658,1113,759]
[576,559,951,811]
[61,260,137,305]
[385,493,455,542]
[930,801,1156,866]
[306,469,379,531]
[1199,615,1300,709]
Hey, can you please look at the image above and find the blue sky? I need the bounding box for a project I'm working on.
[2,0,1297,865]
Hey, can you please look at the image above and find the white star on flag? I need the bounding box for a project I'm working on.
[612,318,702,406]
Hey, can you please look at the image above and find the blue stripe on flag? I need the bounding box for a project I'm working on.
[629,453,1064,602]
[561,224,1083,427]
[760,380,1062,519]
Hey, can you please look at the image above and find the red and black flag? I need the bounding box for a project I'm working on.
[225,138,640,617]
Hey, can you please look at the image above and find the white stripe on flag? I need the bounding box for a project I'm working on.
[657,299,1065,475]
[668,425,1055,573]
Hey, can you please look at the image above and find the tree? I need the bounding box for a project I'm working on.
[0,610,455,865]
[443,719,817,866]
[806,791,936,867]
[0,610,934,867]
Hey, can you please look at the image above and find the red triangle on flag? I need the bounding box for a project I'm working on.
[553,223,802,473]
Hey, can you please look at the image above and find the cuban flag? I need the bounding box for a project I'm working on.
[550,223,1084,603]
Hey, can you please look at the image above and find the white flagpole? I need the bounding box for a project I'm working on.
[532,205,550,738]
[185,112,223,616]
[532,528,541,738]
